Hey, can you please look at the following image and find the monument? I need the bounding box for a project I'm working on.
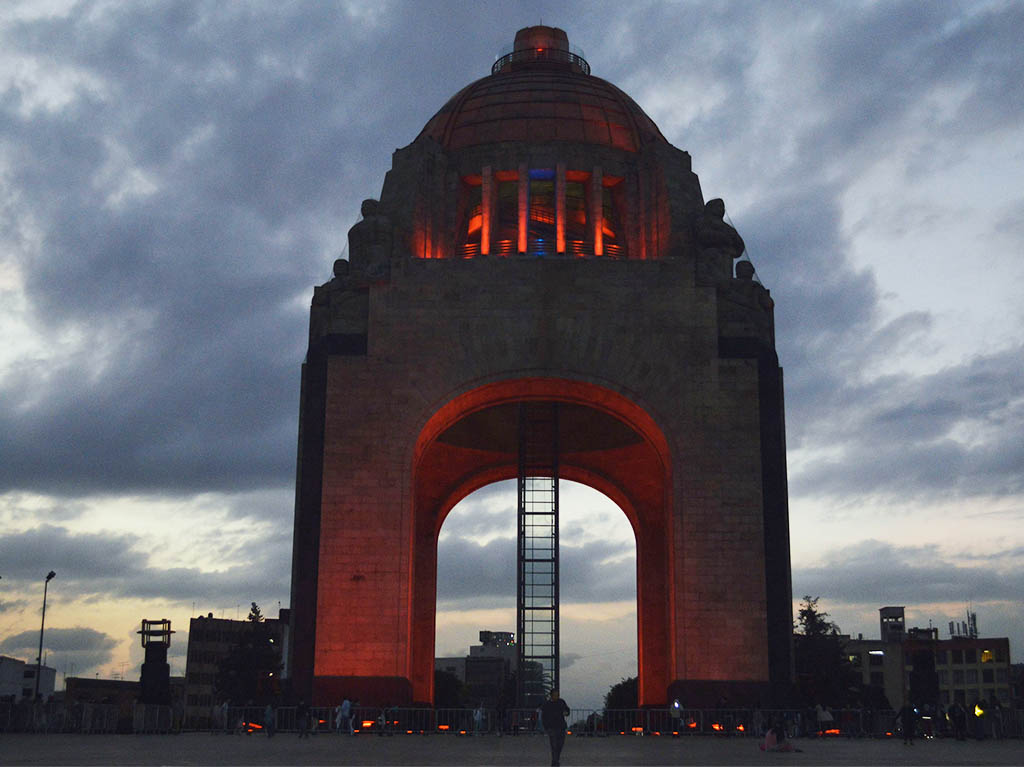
[289,26,792,708]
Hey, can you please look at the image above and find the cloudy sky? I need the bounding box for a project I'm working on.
[1,1,1022,710]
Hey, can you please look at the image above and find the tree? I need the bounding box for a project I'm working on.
[793,596,858,708]
[434,669,466,708]
[603,676,638,709]
[215,612,281,705]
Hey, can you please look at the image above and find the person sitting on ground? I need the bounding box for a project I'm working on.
[760,720,800,752]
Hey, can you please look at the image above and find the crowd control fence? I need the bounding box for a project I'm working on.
[1,701,1021,738]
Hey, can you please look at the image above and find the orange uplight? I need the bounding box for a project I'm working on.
[517,167,528,253]
[459,729,467,735]
[653,730,661,736]
[687,721,697,729]
[736,724,745,732]
[566,730,572,735]
[672,731,679,736]
[481,167,492,255]
[712,723,724,731]
[825,728,840,736]
[406,730,413,734]
[885,731,893,737]
[631,726,644,733]
[438,724,450,731]
[361,720,374,728]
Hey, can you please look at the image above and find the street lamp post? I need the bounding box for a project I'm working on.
[35,570,56,700]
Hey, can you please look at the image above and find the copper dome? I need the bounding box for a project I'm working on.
[416,26,667,153]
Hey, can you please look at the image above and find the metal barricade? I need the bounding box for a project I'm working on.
[132,703,172,733]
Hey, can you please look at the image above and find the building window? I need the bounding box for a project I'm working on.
[951,649,963,664]
[953,670,965,685]
[869,654,884,667]
[964,649,976,664]
[966,669,978,684]
[980,649,994,663]
[983,669,994,684]
[938,670,949,685]
[934,650,947,665]
[996,668,1007,683]
[870,671,884,686]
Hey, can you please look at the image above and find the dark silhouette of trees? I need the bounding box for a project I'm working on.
[793,596,858,707]
[604,676,638,709]
[434,669,467,708]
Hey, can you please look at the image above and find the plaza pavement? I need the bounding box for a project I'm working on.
[0,732,1021,766]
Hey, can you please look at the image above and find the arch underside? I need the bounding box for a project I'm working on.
[410,378,673,706]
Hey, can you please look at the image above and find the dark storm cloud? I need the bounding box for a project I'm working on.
[793,539,1024,606]
[0,626,118,674]
[0,1,536,496]
[792,344,1024,500]
[0,0,1018,502]
[436,533,635,608]
[0,525,290,607]
[0,600,29,614]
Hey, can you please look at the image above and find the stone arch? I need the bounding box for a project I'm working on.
[407,377,673,705]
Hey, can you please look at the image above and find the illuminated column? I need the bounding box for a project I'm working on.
[556,162,566,254]
[518,163,528,254]
[481,165,492,255]
[591,166,603,256]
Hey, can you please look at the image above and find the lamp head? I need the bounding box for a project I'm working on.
[45,571,56,582]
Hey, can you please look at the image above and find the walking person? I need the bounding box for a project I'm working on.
[338,696,352,735]
[264,702,276,738]
[894,703,917,745]
[296,699,311,738]
[220,700,231,735]
[540,690,570,767]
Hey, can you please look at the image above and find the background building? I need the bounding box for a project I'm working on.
[435,630,517,707]
[845,606,1013,710]
[0,656,55,702]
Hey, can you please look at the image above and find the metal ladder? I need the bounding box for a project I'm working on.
[516,402,559,707]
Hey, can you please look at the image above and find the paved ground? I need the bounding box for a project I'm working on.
[1,733,1021,766]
